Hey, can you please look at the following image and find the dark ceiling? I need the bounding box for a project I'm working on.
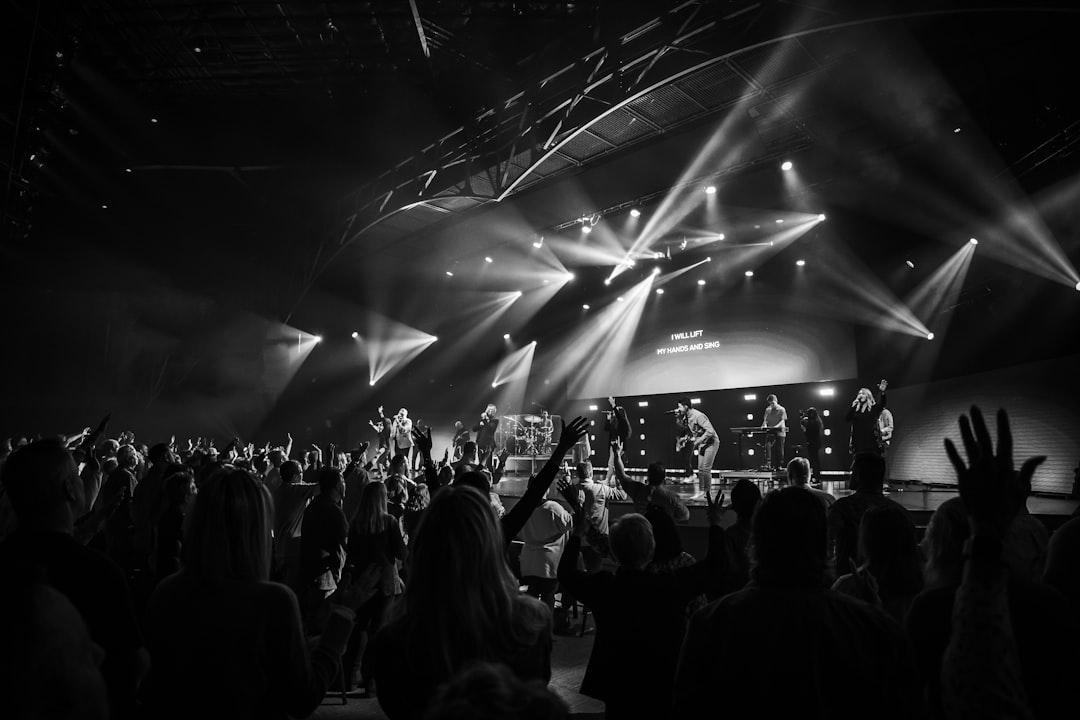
[3,0,1080,438]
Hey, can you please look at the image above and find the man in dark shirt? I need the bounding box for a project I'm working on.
[827,453,908,578]
[0,439,148,720]
[298,467,349,632]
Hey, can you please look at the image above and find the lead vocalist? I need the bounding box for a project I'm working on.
[677,397,719,493]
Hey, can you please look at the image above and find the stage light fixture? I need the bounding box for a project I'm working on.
[745,270,754,277]
[582,225,592,234]
[588,405,598,411]
[818,214,826,221]
[194,46,202,53]
[369,380,375,386]
[492,382,498,388]
[748,449,755,456]
[566,273,575,281]
[717,233,725,240]
[691,398,701,405]
[781,160,793,171]
[532,240,543,248]
[630,208,641,218]
[746,413,753,420]
[314,335,323,343]
[776,219,784,224]
[351,331,359,339]
[582,304,590,309]
[796,260,806,267]
[906,260,915,269]
[655,288,664,295]
[150,117,158,124]
[617,297,624,302]
[706,257,712,262]
[953,127,961,133]
[484,256,493,263]
[637,401,649,408]
[101,204,108,209]
[1075,281,1080,291]
[651,267,661,276]
[969,238,978,245]
[823,410,830,417]
[819,387,834,397]
[824,429,832,436]
[825,447,833,455]
[445,270,453,276]
[503,333,510,340]
[704,186,716,194]
[125,168,132,173]
[926,332,935,340]
[603,278,611,286]
[697,279,706,286]
[744,394,756,401]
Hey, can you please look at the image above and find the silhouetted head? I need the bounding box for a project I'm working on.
[787,457,811,486]
[750,486,826,587]
[184,469,272,585]
[646,462,666,487]
[731,478,762,523]
[609,513,655,570]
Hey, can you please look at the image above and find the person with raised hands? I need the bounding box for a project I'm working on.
[556,485,730,719]
[938,407,1080,720]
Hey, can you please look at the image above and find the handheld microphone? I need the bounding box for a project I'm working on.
[664,409,679,414]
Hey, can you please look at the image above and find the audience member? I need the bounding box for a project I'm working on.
[725,478,761,589]
[574,460,627,572]
[0,439,148,720]
[424,662,569,720]
[272,459,317,586]
[673,486,920,718]
[644,507,709,618]
[152,469,196,583]
[141,469,361,720]
[1002,466,1049,582]
[1044,516,1080,616]
[608,446,688,523]
[787,456,835,511]
[827,453,908,578]
[557,489,728,719]
[298,467,349,630]
[832,502,923,622]
[374,486,552,720]
[520,484,574,633]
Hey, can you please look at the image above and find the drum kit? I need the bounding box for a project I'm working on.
[503,414,554,455]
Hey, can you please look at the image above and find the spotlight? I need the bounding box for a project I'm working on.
[655,288,664,295]
[446,270,454,276]
[927,332,935,340]
[369,380,375,386]
[617,297,624,302]
[953,127,961,133]
[630,208,641,218]
[818,387,834,397]
[697,279,706,286]
[781,160,793,171]
[492,382,498,388]
[503,333,510,340]
[514,290,523,296]
[745,270,754,277]
[101,204,108,209]
[969,238,978,245]
[1075,281,1080,292]
[704,186,717,194]
[432,337,438,342]
[125,168,132,173]
[194,46,202,53]
[744,394,757,401]
[582,304,590,310]
[717,233,725,241]
[825,447,833,455]
[484,256,493,263]
[603,278,611,286]
[906,260,915,269]
[775,219,784,224]
[532,240,543,248]
[150,117,158,124]
[796,260,806,267]
[351,331,359,339]
[314,335,323,343]
[566,273,575,281]
[817,214,826,221]
[651,267,661,276]
[582,225,592,234]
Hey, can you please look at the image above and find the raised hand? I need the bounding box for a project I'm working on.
[944,406,1045,539]
[411,426,433,457]
[878,379,889,393]
[703,487,725,526]
[556,416,589,452]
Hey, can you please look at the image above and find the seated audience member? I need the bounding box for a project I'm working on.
[608,445,689,523]
[373,486,552,720]
[787,456,835,511]
[142,469,360,720]
[0,582,110,720]
[0,439,148,719]
[832,503,923,622]
[828,453,908,578]
[1044,516,1080,616]
[272,459,317,586]
[298,467,349,630]
[520,485,575,633]
[152,469,197,583]
[673,486,919,719]
[907,481,1079,718]
[424,662,569,720]
[557,490,728,719]
[725,478,761,590]
[343,481,407,695]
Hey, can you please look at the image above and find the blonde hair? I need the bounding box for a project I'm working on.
[355,481,392,536]
[402,486,546,679]
[183,469,272,585]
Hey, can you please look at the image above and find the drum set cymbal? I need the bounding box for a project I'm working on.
[521,414,541,424]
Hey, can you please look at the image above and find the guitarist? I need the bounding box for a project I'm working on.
[677,397,719,493]
[674,408,695,480]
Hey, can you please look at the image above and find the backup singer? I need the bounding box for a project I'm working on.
[603,396,630,482]
[677,397,719,492]
[761,394,788,470]
[473,404,500,456]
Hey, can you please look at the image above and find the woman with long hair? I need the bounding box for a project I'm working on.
[142,469,359,720]
[373,485,551,720]
[342,481,407,695]
[801,407,823,475]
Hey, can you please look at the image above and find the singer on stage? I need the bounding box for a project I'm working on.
[391,407,414,468]
[676,397,718,492]
[474,404,500,456]
[603,396,630,482]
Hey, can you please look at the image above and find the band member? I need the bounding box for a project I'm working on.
[800,407,823,478]
[603,396,630,481]
[451,421,470,461]
[761,394,788,470]
[473,404,500,455]
[368,405,393,469]
[539,410,555,453]
[391,408,414,469]
[877,406,894,484]
[677,397,718,493]
[846,379,888,487]
[674,408,695,478]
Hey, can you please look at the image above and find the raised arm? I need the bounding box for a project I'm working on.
[501,416,588,544]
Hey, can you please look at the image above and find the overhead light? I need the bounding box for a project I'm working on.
[484,256,493,263]
[630,208,641,218]
[817,214,826,221]
[514,290,523,296]
[744,394,757,401]
[704,186,716,194]
[194,46,202,53]
[565,273,575,281]
[651,267,661,276]
[927,332,935,340]
[825,447,833,455]
[150,117,158,124]
[532,240,543,248]
[582,304,590,310]
[655,288,664,295]
[776,219,784,224]
[638,401,649,408]
[823,410,830,417]
[969,237,978,245]
[697,279,706,286]
[706,257,712,262]
[617,297,624,302]
[603,278,611,286]
[125,168,132,173]
[313,335,323,343]
[717,233,725,240]
[582,225,592,234]
[781,160,793,171]
[369,380,375,386]
[745,270,754,277]
[953,127,961,133]
[1075,281,1080,292]
[796,260,806,267]
[101,204,108,209]
[351,331,359,339]
[503,333,510,340]
[492,382,498,388]
[690,398,701,405]
[906,260,915,269]
[818,387,834,397]
[445,270,454,276]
